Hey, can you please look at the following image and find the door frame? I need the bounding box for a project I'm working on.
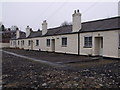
[94,37,103,56]
[31,40,33,50]
[51,39,55,52]
[99,37,103,56]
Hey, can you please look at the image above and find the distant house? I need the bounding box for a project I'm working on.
[0,24,12,48]
[0,24,25,48]
[10,10,120,59]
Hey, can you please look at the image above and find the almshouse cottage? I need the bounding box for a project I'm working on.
[10,10,120,59]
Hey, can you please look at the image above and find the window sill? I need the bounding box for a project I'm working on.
[83,46,92,48]
[61,45,67,47]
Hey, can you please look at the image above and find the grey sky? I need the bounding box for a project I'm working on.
[1,0,120,31]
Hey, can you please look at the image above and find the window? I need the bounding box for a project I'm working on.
[23,40,24,45]
[47,39,50,47]
[84,36,92,48]
[11,41,12,45]
[18,41,19,45]
[28,40,31,46]
[36,40,39,46]
[62,37,67,47]
[13,41,16,46]
[22,40,24,45]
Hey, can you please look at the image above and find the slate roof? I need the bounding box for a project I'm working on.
[19,32,26,39]
[14,16,120,39]
[22,25,72,39]
[80,16,120,32]
[11,31,26,40]
[26,31,42,38]
[45,25,72,36]
[2,30,16,41]
[11,36,16,40]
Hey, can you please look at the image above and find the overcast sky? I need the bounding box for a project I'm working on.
[1,0,120,31]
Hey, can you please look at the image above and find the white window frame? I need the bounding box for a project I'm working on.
[46,39,50,47]
[13,41,16,46]
[18,40,19,45]
[28,40,31,46]
[84,36,92,48]
[11,41,12,45]
[21,40,24,46]
[62,37,67,47]
[36,40,39,46]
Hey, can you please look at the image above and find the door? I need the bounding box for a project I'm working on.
[99,37,103,56]
[21,41,22,49]
[31,40,33,50]
[94,37,103,56]
[51,39,55,52]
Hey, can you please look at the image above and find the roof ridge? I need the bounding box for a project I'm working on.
[82,16,120,24]
[48,25,72,30]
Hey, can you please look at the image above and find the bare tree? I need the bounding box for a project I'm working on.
[60,21,72,27]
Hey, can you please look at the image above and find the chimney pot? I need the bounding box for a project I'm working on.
[44,20,46,22]
[74,10,76,13]
[77,9,79,13]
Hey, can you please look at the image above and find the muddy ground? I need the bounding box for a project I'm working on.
[2,48,120,89]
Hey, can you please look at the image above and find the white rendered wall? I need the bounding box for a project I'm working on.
[0,43,10,48]
[32,34,78,54]
[80,30,119,58]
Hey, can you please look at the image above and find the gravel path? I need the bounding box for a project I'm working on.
[2,50,62,67]
[2,49,120,89]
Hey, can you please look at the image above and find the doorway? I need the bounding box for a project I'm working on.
[51,39,55,52]
[95,37,103,56]
[31,40,33,50]
[99,37,103,56]
[21,41,22,49]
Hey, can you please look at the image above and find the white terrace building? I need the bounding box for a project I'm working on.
[10,10,120,59]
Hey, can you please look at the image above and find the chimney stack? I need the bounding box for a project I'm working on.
[72,9,82,32]
[16,28,20,39]
[26,25,32,37]
[42,20,47,35]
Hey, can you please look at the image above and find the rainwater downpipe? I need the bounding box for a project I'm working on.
[78,32,80,55]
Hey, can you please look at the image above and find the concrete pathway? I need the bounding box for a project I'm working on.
[2,50,65,68]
